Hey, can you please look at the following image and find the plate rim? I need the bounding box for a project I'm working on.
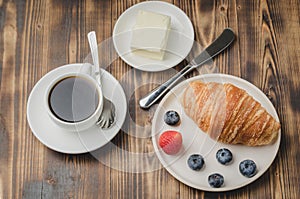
[151,73,281,191]
[112,1,195,72]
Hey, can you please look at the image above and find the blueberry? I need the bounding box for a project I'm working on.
[239,159,257,178]
[216,148,233,165]
[208,173,224,188]
[164,110,180,126]
[187,154,205,171]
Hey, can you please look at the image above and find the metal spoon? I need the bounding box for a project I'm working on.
[87,31,116,129]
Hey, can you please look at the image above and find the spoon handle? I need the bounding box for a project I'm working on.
[139,28,235,109]
[87,31,101,85]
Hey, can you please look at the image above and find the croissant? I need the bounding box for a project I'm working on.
[181,81,280,146]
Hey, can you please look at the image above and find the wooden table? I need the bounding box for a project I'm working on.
[1,0,299,198]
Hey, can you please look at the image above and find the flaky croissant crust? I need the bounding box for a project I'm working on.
[181,81,280,146]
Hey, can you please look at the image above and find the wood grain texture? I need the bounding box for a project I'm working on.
[0,0,299,198]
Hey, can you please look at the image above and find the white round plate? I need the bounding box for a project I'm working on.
[152,74,281,191]
[113,1,194,72]
[27,64,127,154]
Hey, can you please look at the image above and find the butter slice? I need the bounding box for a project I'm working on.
[131,10,171,60]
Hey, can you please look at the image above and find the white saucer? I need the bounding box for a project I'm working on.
[27,64,127,154]
[113,1,194,72]
[152,74,281,191]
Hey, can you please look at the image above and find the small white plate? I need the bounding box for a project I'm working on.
[113,1,194,72]
[152,74,281,191]
[27,64,127,154]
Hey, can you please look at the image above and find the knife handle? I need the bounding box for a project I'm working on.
[139,64,193,109]
[139,28,235,109]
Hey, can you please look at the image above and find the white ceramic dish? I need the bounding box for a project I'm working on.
[27,64,127,154]
[152,73,281,191]
[113,1,194,72]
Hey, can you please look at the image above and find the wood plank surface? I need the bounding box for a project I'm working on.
[0,0,299,198]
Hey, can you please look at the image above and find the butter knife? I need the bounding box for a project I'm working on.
[139,28,235,109]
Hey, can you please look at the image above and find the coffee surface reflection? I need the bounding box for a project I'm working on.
[48,76,99,123]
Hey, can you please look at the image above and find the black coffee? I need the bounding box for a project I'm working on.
[48,76,99,123]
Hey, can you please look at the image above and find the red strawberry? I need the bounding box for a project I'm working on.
[158,130,183,155]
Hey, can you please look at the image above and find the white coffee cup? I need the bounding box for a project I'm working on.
[45,71,103,132]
